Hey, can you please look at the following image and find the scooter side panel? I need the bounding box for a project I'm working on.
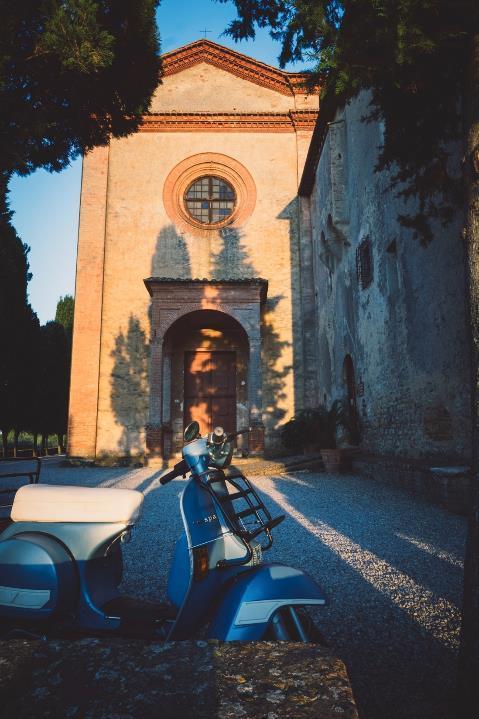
[0,532,78,619]
[207,563,326,641]
[1,521,128,630]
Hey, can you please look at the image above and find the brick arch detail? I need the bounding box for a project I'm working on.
[145,279,266,459]
[158,304,252,341]
[162,153,257,237]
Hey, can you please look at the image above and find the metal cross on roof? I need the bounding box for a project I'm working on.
[199,29,212,38]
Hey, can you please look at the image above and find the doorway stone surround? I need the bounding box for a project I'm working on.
[144,278,268,460]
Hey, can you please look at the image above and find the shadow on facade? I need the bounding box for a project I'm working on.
[110,224,293,460]
[212,227,256,279]
[261,295,290,430]
[213,228,291,438]
[151,225,192,278]
[278,198,304,413]
[110,315,149,457]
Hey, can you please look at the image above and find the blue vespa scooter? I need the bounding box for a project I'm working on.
[0,422,325,640]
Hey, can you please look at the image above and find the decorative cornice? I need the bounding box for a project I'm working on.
[140,110,318,133]
[161,39,315,97]
[145,277,268,285]
[144,277,269,304]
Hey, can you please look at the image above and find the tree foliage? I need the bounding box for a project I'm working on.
[221,0,479,242]
[36,320,70,442]
[55,295,74,336]
[0,0,160,179]
[0,181,40,451]
[0,1,160,454]
[0,196,71,451]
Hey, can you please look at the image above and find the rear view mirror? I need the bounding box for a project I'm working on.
[184,421,200,443]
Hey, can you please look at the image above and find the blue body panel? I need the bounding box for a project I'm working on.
[166,476,242,639]
[0,521,126,630]
[167,533,189,609]
[0,532,78,619]
[207,563,326,641]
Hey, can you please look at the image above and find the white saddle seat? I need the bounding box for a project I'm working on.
[11,484,144,524]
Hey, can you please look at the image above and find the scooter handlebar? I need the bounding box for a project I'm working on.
[226,427,251,441]
[159,459,189,485]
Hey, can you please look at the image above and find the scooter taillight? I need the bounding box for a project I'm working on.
[193,546,209,581]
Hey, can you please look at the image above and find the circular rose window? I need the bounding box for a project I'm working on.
[184,176,236,225]
[163,153,257,237]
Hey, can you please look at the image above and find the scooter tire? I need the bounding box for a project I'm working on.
[265,606,327,644]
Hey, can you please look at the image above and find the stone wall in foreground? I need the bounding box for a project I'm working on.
[0,639,358,718]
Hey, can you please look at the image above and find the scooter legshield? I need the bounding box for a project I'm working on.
[207,562,326,641]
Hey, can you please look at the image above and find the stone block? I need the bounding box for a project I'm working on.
[0,639,358,718]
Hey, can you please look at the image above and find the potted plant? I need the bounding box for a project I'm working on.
[281,408,325,455]
[280,401,359,470]
[319,399,359,472]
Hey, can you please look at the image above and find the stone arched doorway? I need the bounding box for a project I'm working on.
[144,278,267,460]
[163,310,249,455]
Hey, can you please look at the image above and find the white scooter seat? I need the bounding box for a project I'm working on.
[11,484,144,524]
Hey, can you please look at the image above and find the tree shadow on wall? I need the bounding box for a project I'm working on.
[278,198,304,413]
[262,295,291,429]
[110,315,149,457]
[151,225,192,278]
[212,227,256,279]
[212,229,292,433]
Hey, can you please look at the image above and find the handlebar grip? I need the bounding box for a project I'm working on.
[159,459,188,485]
[226,427,252,440]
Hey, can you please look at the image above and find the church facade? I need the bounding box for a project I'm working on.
[68,40,319,460]
[68,40,471,477]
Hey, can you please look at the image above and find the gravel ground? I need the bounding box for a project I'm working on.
[1,457,466,719]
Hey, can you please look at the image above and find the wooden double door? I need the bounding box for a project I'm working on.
[184,351,237,436]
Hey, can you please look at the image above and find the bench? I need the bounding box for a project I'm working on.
[0,458,42,530]
[0,457,41,485]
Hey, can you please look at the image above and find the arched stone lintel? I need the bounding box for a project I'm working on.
[158,304,252,342]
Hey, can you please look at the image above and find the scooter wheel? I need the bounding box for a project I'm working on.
[265,606,327,644]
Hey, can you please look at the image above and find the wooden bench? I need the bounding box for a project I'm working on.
[0,456,41,485]
[0,458,42,530]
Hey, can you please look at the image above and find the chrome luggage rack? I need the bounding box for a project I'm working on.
[206,468,285,550]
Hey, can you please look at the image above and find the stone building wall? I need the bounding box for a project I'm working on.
[302,91,471,461]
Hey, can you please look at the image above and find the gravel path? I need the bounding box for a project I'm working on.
[2,458,466,719]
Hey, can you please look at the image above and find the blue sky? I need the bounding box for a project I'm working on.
[8,0,310,324]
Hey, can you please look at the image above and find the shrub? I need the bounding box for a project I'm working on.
[281,400,356,452]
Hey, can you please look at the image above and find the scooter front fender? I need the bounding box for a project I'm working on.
[207,563,326,641]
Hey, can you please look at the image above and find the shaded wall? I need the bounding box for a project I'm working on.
[303,91,471,461]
